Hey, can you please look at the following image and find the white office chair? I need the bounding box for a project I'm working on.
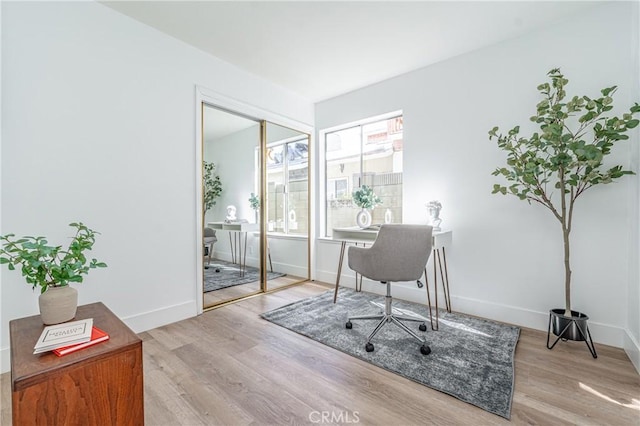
[345,224,433,355]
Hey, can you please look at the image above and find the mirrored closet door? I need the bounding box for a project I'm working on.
[202,104,263,308]
[263,122,310,291]
[200,102,311,309]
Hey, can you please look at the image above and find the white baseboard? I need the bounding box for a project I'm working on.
[269,261,307,279]
[3,282,634,374]
[317,270,627,348]
[624,329,640,374]
[0,300,197,374]
[120,300,196,334]
[452,295,625,348]
[1,347,9,374]
[209,252,306,279]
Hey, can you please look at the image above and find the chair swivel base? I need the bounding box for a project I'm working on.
[345,286,431,355]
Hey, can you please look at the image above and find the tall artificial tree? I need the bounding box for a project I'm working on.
[489,68,639,317]
[203,161,222,215]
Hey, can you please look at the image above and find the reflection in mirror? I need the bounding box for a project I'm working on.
[264,122,310,290]
[202,104,262,308]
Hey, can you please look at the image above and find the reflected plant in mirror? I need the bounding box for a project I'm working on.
[249,193,260,210]
[249,193,260,223]
[203,161,222,214]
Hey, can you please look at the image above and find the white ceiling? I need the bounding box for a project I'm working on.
[102,1,598,102]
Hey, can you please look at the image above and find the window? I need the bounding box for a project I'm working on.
[266,137,309,235]
[323,113,403,237]
[327,178,349,200]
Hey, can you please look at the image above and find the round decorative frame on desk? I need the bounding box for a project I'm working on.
[356,209,372,228]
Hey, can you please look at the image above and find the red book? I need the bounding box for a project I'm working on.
[53,326,109,356]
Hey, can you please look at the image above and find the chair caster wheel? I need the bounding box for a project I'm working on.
[365,343,375,352]
[345,321,352,329]
[420,345,431,355]
[419,323,427,332]
[215,268,220,273]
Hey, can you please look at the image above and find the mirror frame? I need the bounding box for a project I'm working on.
[195,86,313,314]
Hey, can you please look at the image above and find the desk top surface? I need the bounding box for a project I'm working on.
[10,302,141,392]
[208,221,259,231]
[332,226,451,244]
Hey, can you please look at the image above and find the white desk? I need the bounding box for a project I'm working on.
[207,222,259,276]
[208,221,259,232]
[331,226,452,330]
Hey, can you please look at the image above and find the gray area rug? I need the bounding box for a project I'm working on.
[204,259,284,292]
[261,288,520,419]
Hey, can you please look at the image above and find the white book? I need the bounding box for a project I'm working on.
[33,318,93,354]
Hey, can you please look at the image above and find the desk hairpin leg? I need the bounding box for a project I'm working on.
[435,247,452,313]
[237,233,241,270]
[228,231,248,277]
[354,242,365,292]
[425,246,453,330]
[240,231,248,277]
[354,243,360,292]
[424,267,439,331]
[229,233,235,264]
[333,241,347,303]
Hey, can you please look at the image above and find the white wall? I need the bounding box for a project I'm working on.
[315,2,638,354]
[0,1,312,373]
[205,125,261,227]
[205,124,261,265]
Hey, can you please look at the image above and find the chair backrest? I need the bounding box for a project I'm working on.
[348,224,433,282]
[204,227,217,243]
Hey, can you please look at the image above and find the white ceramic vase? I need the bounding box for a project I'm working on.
[384,208,393,224]
[356,209,372,229]
[38,285,78,325]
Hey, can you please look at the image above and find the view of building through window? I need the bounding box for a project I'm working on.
[324,114,403,237]
[266,138,309,235]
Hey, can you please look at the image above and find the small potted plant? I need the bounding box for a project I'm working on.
[352,185,382,228]
[249,192,260,223]
[0,222,107,325]
[489,68,639,357]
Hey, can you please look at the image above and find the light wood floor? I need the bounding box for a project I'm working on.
[2,282,639,425]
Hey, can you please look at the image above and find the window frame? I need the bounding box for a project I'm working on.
[319,110,403,238]
[263,135,309,236]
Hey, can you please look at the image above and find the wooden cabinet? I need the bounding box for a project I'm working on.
[10,302,144,425]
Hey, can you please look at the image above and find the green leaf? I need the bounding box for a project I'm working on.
[601,86,616,97]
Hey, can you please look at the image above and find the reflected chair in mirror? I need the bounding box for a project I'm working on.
[345,224,434,355]
[203,228,217,268]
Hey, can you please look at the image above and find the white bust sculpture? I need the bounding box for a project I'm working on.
[426,200,442,231]
[225,205,237,222]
